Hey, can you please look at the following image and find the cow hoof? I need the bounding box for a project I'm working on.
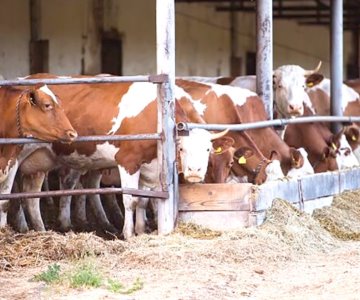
[57,223,73,233]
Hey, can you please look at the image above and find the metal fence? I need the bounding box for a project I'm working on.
[0,0,177,235]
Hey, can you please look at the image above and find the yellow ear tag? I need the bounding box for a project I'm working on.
[331,143,337,150]
[352,135,357,141]
[306,82,314,88]
[215,147,222,154]
[238,156,247,164]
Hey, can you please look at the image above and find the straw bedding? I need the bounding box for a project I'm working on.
[1,189,360,272]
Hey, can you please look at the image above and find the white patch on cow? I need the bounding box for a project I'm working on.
[179,76,220,84]
[353,146,360,164]
[336,135,360,169]
[59,142,119,170]
[207,83,256,107]
[0,159,18,192]
[108,82,157,135]
[287,148,315,179]
[308,78,360,111]
[140,158,159,189]
[17,75,31,80]
[118,165,141,239]
[178,128,213,183]
[175,85,207,116]
[229,75,257,92]
[40,84,58,104]
[57,76,71,79]
[226,173,248,183]
[264,160,285,182]
[0,160,12,183]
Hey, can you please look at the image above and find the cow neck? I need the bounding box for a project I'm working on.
[232,102,267,161]
[15,90,27,138]
[0,88,24,139]
[0,88,23,168]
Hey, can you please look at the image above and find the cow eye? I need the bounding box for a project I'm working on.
[179,147,183,152]
[229,161,234,167]
[44,103,53,110]
[278,84,282,89]
[206,148,210,152]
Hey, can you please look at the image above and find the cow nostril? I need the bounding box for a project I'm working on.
[197,168,201,172]
[188,167,193,172]
[67,130,78,139]
[289,104,294,111]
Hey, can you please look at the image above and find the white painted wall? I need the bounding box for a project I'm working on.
[0,0,354,79]
[0,0,30,78]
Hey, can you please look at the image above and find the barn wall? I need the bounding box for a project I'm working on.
[0,0,354,79]
[0,0,30,78]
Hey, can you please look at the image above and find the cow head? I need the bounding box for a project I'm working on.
[287,147,314,178]
[330,133,359,169]
[18,85,77,143]
[231,147,284,185]
[273,61,323,117]
[344,125,360,151]
[177,128,228,183]
[206,136,235,183]
[311,146,338,173]
[263,151,285,183]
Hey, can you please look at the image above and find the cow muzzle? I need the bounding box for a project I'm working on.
[184,168,204,183]
[61,129,78,143]
[287,104,304,116]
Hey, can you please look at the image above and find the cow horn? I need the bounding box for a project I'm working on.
[304,61,322,76]
[210,129,229,140]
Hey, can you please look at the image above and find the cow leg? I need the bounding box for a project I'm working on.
[0,159,19,228]
[83,170,117,234]
[101,193,124,231]
[58,168,82,232]
[135,184,150,235]
[71,182,89,231]
[21,172,46,231]
[9,177,29,233]
[43,173,55,207]
[118,166,140,239]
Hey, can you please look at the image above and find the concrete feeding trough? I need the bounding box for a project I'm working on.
[178,168,360,231]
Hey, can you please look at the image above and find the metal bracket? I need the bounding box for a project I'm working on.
[149,74,169,84]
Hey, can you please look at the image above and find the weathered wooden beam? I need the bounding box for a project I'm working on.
[156,0,177,236]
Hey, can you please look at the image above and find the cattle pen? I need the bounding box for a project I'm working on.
[1,0,360,234]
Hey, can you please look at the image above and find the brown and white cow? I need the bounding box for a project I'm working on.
[14,76,235,238]
[176,79,314,179]
[306,77,360,165]
[0,84,77,227]
[187,67,359,170]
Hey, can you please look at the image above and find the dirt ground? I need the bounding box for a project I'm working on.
[1,194,360,300]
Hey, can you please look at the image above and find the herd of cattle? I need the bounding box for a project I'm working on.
[1,62,360,239]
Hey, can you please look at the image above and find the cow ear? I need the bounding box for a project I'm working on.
[212,136,235,149]
[305,73,324,88]
[327,134,341,151]
[27,89,37,106]
[270,150,280,161]
[344,125,360,143]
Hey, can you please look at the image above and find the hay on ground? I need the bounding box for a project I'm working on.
[313,190,360,240]
[260,198,339,254]
[0,228,125,271]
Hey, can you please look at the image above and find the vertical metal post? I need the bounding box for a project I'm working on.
[256,0,273,120]
[156,0,177,235]
[330,0,343,134]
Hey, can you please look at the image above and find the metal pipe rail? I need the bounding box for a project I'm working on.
[177,115,360,132]
[0,133,162,145]
[0,74,168,86]
[0,187,168,201]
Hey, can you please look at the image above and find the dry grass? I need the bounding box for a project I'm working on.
[0,229,125,271]
[313,190,360,240]
[1,190,359,276]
